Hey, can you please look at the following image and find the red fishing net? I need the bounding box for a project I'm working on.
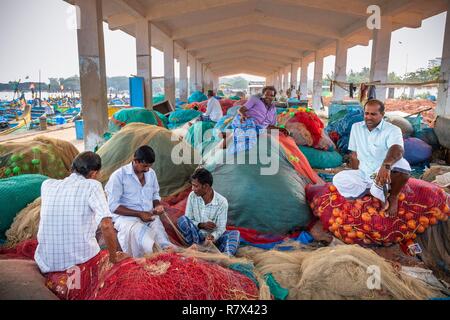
[91,253,258,300]
[306,179,450,246]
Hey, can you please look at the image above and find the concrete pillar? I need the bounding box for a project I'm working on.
[136,19,153,109]
[213,74,219,91]
[196,61,203,91]
[437,1,450,117]
[179,49,188,102]
[188,54,196,94]
[312,51,324,110]
[163,39,175,107]
[300,58,308,100]
[74,0,108,151]
[333,39,348,101]
[369,15,393,102]
[291,62,300,90]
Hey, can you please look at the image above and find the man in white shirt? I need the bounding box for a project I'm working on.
[177,168,240,256]
[333,99,411,218]
[105,146,175,257]
[35,152,128,274]
[203,90,223,122]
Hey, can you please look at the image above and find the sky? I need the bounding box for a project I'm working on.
[0,0,447,83]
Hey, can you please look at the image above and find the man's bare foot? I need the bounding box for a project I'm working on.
[163,246,177,253]
[385,195,398,218]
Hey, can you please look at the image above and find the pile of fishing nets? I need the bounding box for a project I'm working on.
[203,133,320,235]
[184,121,217,155]
[4,198,41,247]
[188,91,207,104]
[0,175,47,240]
[244,244,441,300]
[0,136,79,179]
[90,253,259,300]
[298,146,343,169]
[108,108,167,133]
[404,137,432,165]
[277,107,335,151]
[417,219,450,279]
[1,241,260,300]
[97,123,199,197]
[168,109,202,129]
[326,107,364,154]
[306,179,449,246]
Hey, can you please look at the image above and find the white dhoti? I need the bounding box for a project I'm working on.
[333,158,411,203]
[114,216,173,257]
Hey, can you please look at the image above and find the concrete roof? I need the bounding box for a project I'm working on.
[66,0,448,77]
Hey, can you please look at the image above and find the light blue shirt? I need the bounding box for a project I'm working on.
[348,119,404,177]
[185,190,228,240]
[105,163,161,222]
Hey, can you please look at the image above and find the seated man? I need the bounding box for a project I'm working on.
[105,146,175,257]
[177,168,240,256]
[333,99,410,218]
[221,86,288,151]
[35,152,128,274]
[202,90,223,122]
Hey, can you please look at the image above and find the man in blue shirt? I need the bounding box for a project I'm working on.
[333,99,411,218]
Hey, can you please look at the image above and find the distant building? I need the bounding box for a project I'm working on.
[248,81,265,95]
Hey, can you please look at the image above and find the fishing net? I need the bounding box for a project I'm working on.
[0,136,79,179]
[277,108,335,150]
[298,146,343,169]
[326,107,364,154]
[0,175,47,240]
[108,107,167,133]
[97,123,199,197]
[202,132,317,235]
[247,244,441,300]
[188,91,207,104]
[168,109,202,129]
[184,120,217,155]
[417,220,450,279]
[306,179,449,246]
[5,197,41,248]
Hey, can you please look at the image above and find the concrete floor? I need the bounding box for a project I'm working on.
[0,123,85,152]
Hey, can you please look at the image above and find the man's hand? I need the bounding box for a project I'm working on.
[198,221,216,231]
[206,234,215,242]
[153,205,165,216]
[109,251,129,264]
[376,167,391,186]
[139,211,156,222]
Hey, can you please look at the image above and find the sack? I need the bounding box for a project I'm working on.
[404,137,432,165]
[306,179,449,246]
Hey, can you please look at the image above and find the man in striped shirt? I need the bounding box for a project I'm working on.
[177,168,240,256]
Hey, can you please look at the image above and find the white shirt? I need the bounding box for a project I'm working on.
[348,119,404,177]
[205,97,223,122]
[185,190,228,240]
[35,173,112,273]
[105,163,161,224]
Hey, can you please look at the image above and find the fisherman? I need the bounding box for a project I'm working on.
[35,151,129,274]
[220,86,289,151]
[333,99,411,218]
[202,89,223,122]
[177,168,240,256]
[105,146,175,257]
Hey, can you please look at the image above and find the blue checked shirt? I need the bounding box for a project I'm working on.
[348,119,404,178]
[185,190,228,240]
[35,173,112,273]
